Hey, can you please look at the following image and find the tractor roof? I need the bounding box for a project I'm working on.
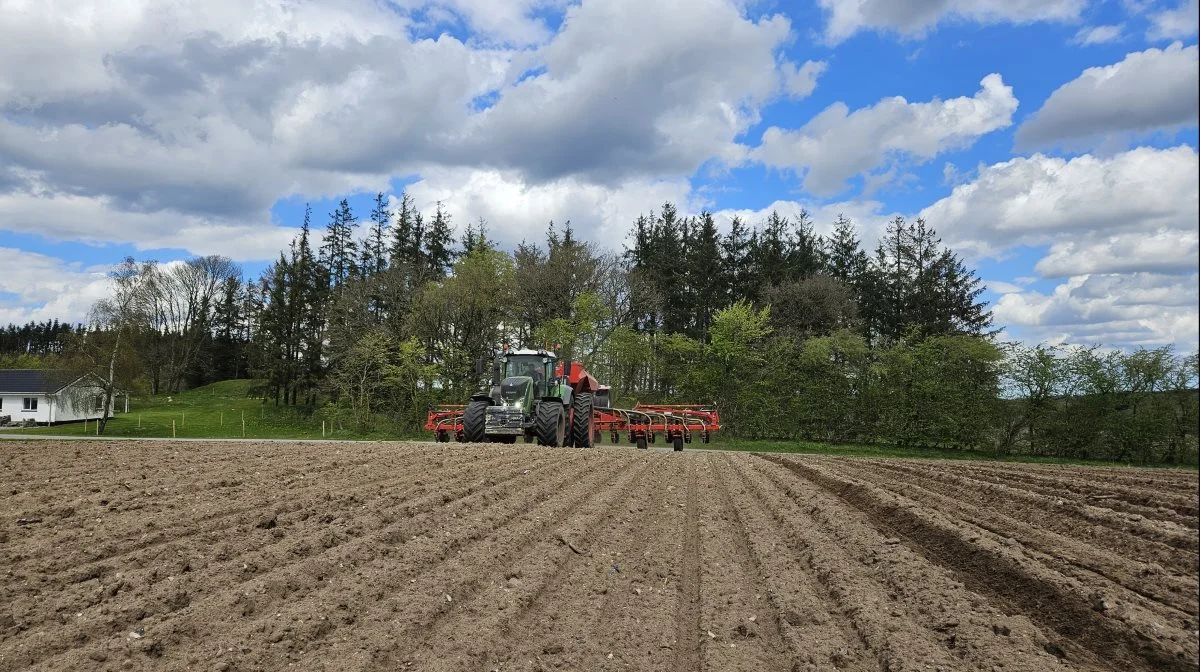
[506,348,555,357]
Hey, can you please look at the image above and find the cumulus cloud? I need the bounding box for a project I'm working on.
[1034,229,1199,278]
[401,168,697,251]
[1071,24,1124,45]
[781,60,828,99]
[921,145,1199,349]
[993,273,1199,350]
[1147,0,1199,40]
[0,248,111,326]
[0,183,298,261]
[0,0,804,259]
[919,145,1199,260]
[1015,42,1199,149]
[817,0,1085,44]
[752,74,1018,196]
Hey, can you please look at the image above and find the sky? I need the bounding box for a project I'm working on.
[0,0,1197,352]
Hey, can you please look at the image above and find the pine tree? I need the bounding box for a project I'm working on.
[721,215,755,306]
[688,211,723,340]
[423,201,454,280]
[362,192,390,277]
[786,209,824,280]
[321,199,359,287]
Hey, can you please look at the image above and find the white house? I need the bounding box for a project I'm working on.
[0,370,114,425]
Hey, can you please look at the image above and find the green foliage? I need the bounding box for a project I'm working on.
[10,195,1192,466]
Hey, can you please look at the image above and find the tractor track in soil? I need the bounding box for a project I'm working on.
[0,441,1196,672]
[758,454,1198,672]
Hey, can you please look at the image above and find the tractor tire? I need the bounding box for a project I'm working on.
[535,402,565,447]
[672,435,684,452]
[571,393,594,448]
[463,399,489,443]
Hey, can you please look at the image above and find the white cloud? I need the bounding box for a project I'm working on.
[817,0,1086,44]
[1147,0,1199,40]
[782,60,828,99]
[709,197,898,246]
[994,273,1199,350]
[0,248,111,326]
[392,0,565,46]
[455,0,795,183]
[401,168,697,250]
[1015,42,1199,149]
[919,145,1199,260]
[0,0,804,259]
[752,74,1018,196]
[922,145,1199,350]
[1071,24,1124,45]
[1034,229,1199,278]
[986,280,1026,294]
[0,185,298,261]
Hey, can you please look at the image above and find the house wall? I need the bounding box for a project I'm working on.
[49,384,114,424]
[0,384,115,425]
[0,394,52,424]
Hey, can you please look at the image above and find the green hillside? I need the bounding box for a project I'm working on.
[3,379,414,441]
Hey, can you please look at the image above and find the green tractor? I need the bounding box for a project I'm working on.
[461,348,599,447]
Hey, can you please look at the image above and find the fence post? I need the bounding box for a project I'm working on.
[172,420,176,438]
[242,410,246,438]
[138,414,142,429]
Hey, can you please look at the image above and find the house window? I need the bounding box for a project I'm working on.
[94,395,105,412]
[23,397,38,412]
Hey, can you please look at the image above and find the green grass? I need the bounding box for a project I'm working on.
[1,379,421,441]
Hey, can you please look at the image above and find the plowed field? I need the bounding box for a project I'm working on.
[1,440,1196,672]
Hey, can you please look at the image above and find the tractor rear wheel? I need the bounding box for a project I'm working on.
[535,402,565,447]
[463,399,489,443]
[571,393,594,448]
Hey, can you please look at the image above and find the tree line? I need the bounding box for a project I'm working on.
[2,193,1195,463]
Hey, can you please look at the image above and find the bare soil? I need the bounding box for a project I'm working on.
[0,440,1196,671]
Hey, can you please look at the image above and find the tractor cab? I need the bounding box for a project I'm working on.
[496,349,556,402]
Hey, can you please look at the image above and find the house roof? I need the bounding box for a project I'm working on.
[0,369,77,394]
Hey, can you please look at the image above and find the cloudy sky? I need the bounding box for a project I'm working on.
[1,0,1197,351]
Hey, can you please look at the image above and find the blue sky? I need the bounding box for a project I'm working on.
[1,0,1197,350]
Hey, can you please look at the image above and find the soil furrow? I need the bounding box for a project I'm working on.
[383,454,662,671]
[2,447,526,577]
[834,460,1199,607]
[2,441,1195,672]
[5,450,593,671]
[762,454,1197,672]
[701,453,800,671]
[824,459,1198,637]
[942,462,1199,521]
[672,458,703,672]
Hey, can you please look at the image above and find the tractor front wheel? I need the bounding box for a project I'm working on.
[463,399,489,443]
[535,402,566,447]
[570,393,594,448]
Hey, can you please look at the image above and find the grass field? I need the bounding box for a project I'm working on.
[1,380,396,441]
[3,379,1193,468]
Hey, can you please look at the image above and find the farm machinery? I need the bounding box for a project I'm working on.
[424,346,720,450]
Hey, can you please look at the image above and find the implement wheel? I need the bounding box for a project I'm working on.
[672,435,684,452]
[463,399,489,443]
[535,402,566,447]
[571,393,594,448]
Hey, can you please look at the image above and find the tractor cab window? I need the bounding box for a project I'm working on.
[504,355,553,394]
[505,356,546,381]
